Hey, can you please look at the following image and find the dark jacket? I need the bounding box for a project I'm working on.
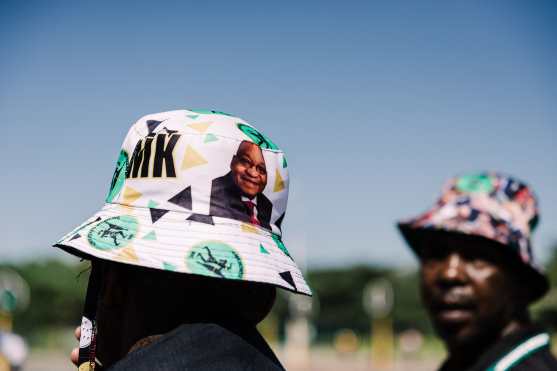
[439,326,557,371]
[109,322,285,371]
[209,172,272,230]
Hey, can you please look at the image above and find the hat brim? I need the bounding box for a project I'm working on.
[54,203,311,296]
[397,223,549,302]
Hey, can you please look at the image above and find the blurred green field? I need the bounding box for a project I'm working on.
[3,245,557,369]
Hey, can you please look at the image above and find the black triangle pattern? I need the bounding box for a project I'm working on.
[168,186,192,210]
[187,214,214,225]
[68,217,101,241]
[70,233,81,241]
[150,208,169,223]
[146,120,163,134]
[162,127,178,134]
[279,271,296,290]
[275,212,285,232]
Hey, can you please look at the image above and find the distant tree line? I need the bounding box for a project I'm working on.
[2,243,557,346]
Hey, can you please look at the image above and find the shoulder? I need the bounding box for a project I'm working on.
[211,172,234,193]
[509,347,557,371]
[110,323,284,371]
[257,193,272,208]
[212,172,231,186]
[485,329,557,371]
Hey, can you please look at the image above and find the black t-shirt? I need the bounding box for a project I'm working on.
[439,326,557,371]
[109,322,285,371]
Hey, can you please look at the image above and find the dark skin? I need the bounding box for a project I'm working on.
[71,262,276,368]
[230,141,268,199]
[418,232,532,371]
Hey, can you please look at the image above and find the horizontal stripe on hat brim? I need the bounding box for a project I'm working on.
[53,203,311,296]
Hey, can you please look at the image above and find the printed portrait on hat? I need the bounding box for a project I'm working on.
[209,140,273,230]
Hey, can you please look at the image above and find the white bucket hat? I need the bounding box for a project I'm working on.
[54,109,311,296]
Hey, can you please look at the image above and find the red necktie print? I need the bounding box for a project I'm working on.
[243,200,260,226]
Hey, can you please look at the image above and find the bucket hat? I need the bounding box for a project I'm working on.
[54,109,311,296]
[398,171,548,301]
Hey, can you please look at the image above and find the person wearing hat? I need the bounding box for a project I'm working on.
[398,172,557,371]
[55,109,311,370]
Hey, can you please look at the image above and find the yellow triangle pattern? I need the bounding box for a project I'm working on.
[187,121,212,133]
[241,223,259,234]
[116,246,139,262]
[122,187,142,204]
[182,145,208,170]
[273,169,285,192]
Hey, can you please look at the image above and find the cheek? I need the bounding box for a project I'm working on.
[232,166,248,181]
[471,271,512,314]
[419,266,436,287]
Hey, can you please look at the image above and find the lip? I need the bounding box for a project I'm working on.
[240,176,259,187]
[432,301,475,323]
[435,308,474,323]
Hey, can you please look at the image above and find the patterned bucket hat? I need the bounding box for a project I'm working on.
[397,172,548,300]
[54,109,311,296]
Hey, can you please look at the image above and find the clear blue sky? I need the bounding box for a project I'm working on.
[2,1,556,269]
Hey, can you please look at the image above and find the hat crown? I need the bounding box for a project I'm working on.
[442,172,539,233]
[105,109,289,235]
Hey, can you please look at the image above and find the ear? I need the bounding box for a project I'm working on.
[230,155,237,170]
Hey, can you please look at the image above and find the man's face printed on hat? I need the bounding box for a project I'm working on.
[230,141,268,199]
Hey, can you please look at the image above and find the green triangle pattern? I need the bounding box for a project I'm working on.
[142,230,157,240]
[204,133,218,143]
[148,200,159,208]
[163,262,177,271]
[282,155,288,168]
[260,244,270,254]
[272,234,292,259]
[187,115,199,119]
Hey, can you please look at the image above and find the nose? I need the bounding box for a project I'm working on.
[246,165,259,177]
[438,252,467,285]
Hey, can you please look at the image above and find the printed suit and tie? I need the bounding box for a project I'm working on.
[209,141,272,230]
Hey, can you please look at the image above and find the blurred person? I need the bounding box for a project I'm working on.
[398,172,557,371]
[0,331,27,371]
[209,140,273,229]
[54,109,311,370]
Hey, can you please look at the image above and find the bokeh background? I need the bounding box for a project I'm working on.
[1,1,556,370]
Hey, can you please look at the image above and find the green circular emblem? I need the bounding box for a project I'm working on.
[237,123,279,150]
[456,174,495,194]
[106,150,128,203]
[187,241,244,279]
[88,216,138,250]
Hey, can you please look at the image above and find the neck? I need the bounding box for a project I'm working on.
[443,318,530,371]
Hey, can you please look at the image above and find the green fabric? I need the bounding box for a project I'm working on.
[106,150,128,202]
[272,234,291,259]
[456,173,495,194]
[186,241,244,279]
[259,244,270,254]
[237,123,279,150]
